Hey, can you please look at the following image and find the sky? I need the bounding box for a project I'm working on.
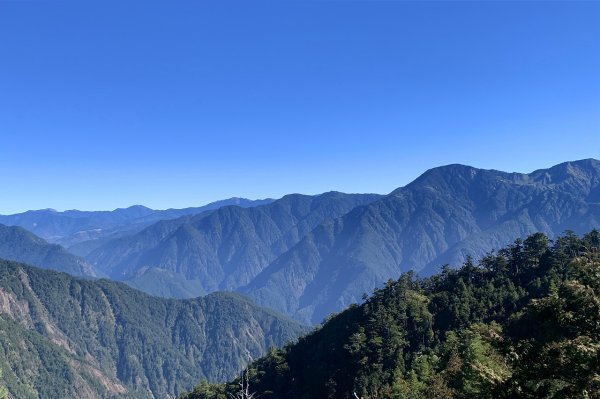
[1,1,599,214]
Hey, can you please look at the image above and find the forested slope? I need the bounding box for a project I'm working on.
[0,260,306,399]
[183,230,600,399]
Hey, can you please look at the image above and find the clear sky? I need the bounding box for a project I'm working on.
[1,1,599,214]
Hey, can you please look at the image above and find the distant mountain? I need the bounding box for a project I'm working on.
[0,205,155,244]
[6,160,599,327]
[0,224,99,277]
[86,192,382,298]
[0,198,274,253]
[0,259,306,399]
[243,159,600,323]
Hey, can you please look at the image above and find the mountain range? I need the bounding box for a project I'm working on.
[86,192,381,298]
[80,159,600,323]
[1,158,600,399]
[0,260,305,399]
[1,159,599,325]
[244,159,600,323]
[0,198,274,255]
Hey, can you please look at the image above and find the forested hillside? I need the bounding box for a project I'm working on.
[182,230,600,399]
[0,224,99,277]
[0,261,306,399]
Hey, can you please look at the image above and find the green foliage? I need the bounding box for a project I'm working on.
[179,381,227,399]
[504,253,600,398]
[0,369,7,399]
[183,230,600,399]
[0,260,306,399]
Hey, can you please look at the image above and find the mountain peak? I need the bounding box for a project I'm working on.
[530,158,600,185]
[202,197,275,209]
[123,204,153,211]
[391,163,503,196]
[390,159,600,196]
[25,208,59,214]
[416,163,482,180]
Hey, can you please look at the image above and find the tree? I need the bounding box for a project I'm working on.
[0,368,7,399]
[179,380,226,399]
[506,256,600,398]
[229,367,257,399]
[180,231,600,399]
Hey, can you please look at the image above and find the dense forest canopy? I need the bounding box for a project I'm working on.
[181,230,600,399]
[0,261,306,399]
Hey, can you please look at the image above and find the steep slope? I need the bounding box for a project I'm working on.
[182,231,600,399]
[0,198,274,252]
[0,260,306,399]
[0,224,99,277]
[87,192,381,298]
[244,159,600,323]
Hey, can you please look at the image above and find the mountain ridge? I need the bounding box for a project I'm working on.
[87,192,382,298]
[0,197,275,252]
[0,223,100,277]
[0,259,306,399]
[3,160,599,326]
[243,159,600,323]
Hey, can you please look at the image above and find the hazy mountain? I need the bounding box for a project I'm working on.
[0,259,306,399]
[243,159,600,323]
[0,224,99,277]
[0,205,155,244]
[87,192,382,298]
[0,198,274,253]
[7,160,598,326]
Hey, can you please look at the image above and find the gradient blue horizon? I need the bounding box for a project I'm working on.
[1,1,599,214]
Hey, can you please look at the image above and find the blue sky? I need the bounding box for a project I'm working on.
[1,1,599,214]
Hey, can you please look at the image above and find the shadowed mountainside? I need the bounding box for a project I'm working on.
[0,223,100,277]
[86,192,382,298]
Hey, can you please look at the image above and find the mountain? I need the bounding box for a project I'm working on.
[0,224,99,277]
[0,259,306,399]
[243,159,600,323]
[0,198,274,254]
[0,205,156,245]
[181,230,600,399]
[7,160,599,326]
[86,192,382,298]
